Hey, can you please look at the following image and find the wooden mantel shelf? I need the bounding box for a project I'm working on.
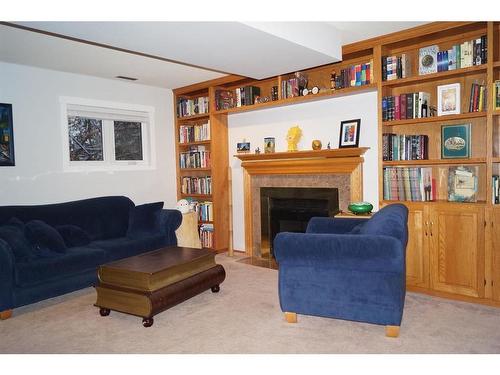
[234,147,369,162]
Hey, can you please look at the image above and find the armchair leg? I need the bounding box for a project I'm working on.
[284,312,297,323]
[0,309,13,320]
[385,325,400,338]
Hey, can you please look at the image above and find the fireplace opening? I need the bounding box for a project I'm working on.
[260,187,339,258]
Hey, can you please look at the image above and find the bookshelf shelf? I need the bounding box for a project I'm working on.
[381,65,487,87]
[383,158,486,166]
[177,113,210,121]
[382,112,486,126]
[493,110,500,116]
[178,140,211,147]
[213,83,377,115]
[179,168,211,172]
[494,61,500,68]
[381,199,487,206]
[180,193,212,199]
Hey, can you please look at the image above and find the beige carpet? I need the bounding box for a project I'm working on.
[1,253,499,354]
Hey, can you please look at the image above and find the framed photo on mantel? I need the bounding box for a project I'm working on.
[338,119,361,148]
[0,103,15,166]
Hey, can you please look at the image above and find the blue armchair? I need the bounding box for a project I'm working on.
[274,203,408,337]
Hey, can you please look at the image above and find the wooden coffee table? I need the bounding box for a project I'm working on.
[94,246,226,327]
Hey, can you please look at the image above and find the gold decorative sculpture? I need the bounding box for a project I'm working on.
[311,140,322,150]
[286,126,302,152]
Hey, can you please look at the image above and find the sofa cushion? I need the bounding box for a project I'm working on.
[56,225,91,247]
[0,222,34,262]
[89,234,166,262]
[126,202,164,239]
[15,246,106,287]
[25,220,67,254]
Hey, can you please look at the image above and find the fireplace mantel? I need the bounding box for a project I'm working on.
[234,147,369,255]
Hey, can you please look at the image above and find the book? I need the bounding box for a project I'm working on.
[495,80,500,110]
[419,45,439,75]
[448,166,478,202]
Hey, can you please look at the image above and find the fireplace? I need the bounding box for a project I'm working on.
[260,187,339,257]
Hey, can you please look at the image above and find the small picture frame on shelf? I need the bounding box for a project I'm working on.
[0,103,15,167]
[448,165,478,203]
[236,142,251,153]
[338,119,361,148]
[441,123,471,159]
[264,137,275,153]
[437,83,461,116]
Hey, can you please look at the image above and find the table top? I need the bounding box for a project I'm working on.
[101,246,213,275]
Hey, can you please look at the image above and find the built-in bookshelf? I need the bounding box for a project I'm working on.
[172,22,500,306]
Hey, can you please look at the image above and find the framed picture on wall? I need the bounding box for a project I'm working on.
[0,103,15,166]
[338,119,361,148]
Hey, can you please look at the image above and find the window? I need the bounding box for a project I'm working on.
[60,97,155,170]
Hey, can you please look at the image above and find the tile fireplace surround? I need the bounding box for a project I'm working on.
[234,148,368,256]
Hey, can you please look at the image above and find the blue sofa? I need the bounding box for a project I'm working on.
[274,203,408,337]
[0,196,182,318]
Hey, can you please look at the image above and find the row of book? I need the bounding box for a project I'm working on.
[194,201,213,222]
[382,54,410,81]
[179,121,210,143]
[383,167,436,201]
[331,61,372,89]
[382,92,430,121]
[215,86,261,111]
[179,146,210,169]
[180,176,212,195]
[177,96,209,118]
[439,36,488,72]
[199,223,214,248]
[468,82,487,113]
[281,72,308,99]
[382,134,429,161]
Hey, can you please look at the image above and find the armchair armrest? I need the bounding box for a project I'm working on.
[0,239,15,311]
[306,216,368,234]
[159,209,182,245]
[274,232,405,274]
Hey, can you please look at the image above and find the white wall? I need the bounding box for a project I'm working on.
[0,62,177,207]
[228,91,379,251]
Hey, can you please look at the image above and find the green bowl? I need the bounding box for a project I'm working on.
[348,202,373,215]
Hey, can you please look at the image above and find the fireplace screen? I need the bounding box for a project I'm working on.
[260,187,339,258]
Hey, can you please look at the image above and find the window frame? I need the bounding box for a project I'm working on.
[60,96,156,172]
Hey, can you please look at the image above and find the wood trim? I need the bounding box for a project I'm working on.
[342,22,475,55]
[174,75,244,95]
[407,285,500,308]
[234,147,368,162]
[243,169,253,255]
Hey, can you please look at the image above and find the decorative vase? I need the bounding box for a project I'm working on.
[312,140,322,150]
[347,202,373,215]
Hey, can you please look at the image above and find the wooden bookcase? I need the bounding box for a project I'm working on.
[173,51,375,253]
[172,21,500,307]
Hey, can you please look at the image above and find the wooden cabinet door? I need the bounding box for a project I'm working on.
[429,205,485,298]
[491,209,500,301]
[406,206,429,288]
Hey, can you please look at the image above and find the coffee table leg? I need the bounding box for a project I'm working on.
[99,308,110,317]
[142,317,154,327]
[211,285,220,293]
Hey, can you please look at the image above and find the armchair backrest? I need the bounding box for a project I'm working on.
[358,203,408,247]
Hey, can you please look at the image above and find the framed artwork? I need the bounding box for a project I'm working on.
[338,119,361,148]
[437,83,461,116]
[0,103,15,166]
[236,142,250,153]
[264,137,275,153]
[441,123,471,159]
[419,45,439,75]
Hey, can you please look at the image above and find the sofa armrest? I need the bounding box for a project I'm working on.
[274,232,405,274]
[306,217,368,234]
[159,209,183,245]
[0,239,15,311]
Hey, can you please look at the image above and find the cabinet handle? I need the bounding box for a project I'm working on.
[425,221,429,236]
[430,221,433,236]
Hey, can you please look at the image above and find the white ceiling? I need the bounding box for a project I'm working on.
[0,22,428,89]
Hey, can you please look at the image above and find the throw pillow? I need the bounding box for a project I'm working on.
[127,201,164,239]
[56,225,91,247]
[0,221,34,261]
[348,223,364,234]
[25,220,67,254]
